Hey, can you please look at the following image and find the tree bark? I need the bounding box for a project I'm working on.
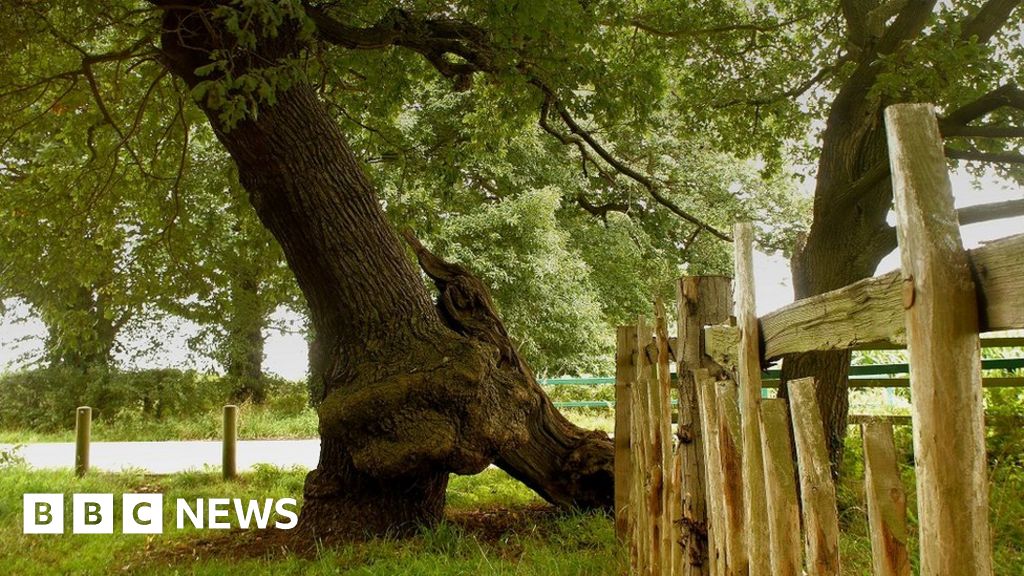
[781,102,895,477]
[158,6,612,537]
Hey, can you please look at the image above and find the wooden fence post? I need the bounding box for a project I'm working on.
[715,380,747,576]
[677,275,732,575]
[615,325,636,542]
[885,102,992,576]
[632,317,655,575]
[655,299,677,575]
[758,399,802,576]
[75,406,91,477]
[861,421,911,576]
[733,222,770,575]
[223,404,238,480]
[788,377,840,575]
[697,371,725,576]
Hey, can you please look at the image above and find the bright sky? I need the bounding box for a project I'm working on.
[2,168,1021,381]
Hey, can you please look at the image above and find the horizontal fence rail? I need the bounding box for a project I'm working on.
[541,354,1023,387]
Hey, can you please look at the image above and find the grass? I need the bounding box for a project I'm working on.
[0,465,624,575]
[5,434,1024,575]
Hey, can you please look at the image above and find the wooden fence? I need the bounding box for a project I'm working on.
[615,103,1024,575]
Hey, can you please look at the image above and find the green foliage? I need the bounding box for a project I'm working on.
[0,368,225,431]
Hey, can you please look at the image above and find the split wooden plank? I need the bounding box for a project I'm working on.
[697,371,725,576]
[885,102,992,576]
[677,276,732,575]
[788,377,841,575]
[614,325,636,542]
[861,422,911,576]
[759,232,1024,360]
[654,299,675,575]
[703,325,740,373]
[758,399,802,576]
[636,316,659,575]
[715,380,747,576]
[733,222,770,576]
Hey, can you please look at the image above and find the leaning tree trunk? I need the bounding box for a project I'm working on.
[159,8,612,538]
[781,115,895,476]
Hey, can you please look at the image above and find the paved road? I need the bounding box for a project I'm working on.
[0,440,320,473]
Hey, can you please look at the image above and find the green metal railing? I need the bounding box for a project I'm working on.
[546,357,1024,410]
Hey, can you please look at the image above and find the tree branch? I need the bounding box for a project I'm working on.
[575,194,629,220]
[957,198,1024,225]
[940,83,1024,126]
[538,88,731,241]
[960,0,1024,43]
[310,4,732,241]
[945,147,1024,164]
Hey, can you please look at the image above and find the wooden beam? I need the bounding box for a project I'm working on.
[788,377,841,575]
[759,233,1024,360]
[861,422,911,576]
[886,102,992,576]
[758,399,802,576]
[733,222,770,576]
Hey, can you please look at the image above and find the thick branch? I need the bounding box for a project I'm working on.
[960,0,1023,43]
[940,83,1024,126]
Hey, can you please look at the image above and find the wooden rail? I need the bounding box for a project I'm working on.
[756,233,1024,361]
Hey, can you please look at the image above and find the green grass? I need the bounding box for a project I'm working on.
[0,465,624,575]
[5,416,1024,574]
[3,441,1024,575]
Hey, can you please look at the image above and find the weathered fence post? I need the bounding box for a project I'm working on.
[677,275,732,575]
[696,371,726,576]
[631,317,655,575]
[654,299,675,575]
[75,406,91,477]
[758,399,802,576]
[885,102,993,576]
[733,222,770,575]
[714,380,747,576]
[861,421,911,576]
[615,325,636,543]
[788,377,840,574]
[223,404,238,480]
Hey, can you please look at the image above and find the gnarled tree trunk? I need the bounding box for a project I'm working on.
[158,6,612,538]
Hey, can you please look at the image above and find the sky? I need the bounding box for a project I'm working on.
[1,168,1021,381]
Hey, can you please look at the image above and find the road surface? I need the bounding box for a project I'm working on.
[0,439,320,473]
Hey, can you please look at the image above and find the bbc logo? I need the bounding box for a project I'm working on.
[24,493,163,534]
